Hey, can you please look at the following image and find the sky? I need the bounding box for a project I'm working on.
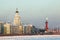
[0,0,60,28]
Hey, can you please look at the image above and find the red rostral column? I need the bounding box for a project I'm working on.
[45,17,48,31]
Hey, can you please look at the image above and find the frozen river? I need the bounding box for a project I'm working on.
[0,35,60,40]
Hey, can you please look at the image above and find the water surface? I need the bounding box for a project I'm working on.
[0,35,60,40]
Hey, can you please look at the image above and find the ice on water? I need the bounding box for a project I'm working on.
[0,35,60,40]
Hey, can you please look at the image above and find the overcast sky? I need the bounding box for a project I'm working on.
[0,0,60,28]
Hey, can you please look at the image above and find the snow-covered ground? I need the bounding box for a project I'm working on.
[0,35,60,40]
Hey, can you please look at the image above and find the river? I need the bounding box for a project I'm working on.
[0,35,60,40]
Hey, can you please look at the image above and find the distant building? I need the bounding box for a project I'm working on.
[10,25,19,34]
[11,8,23,34]
[26,24,33,34]
[18,26,23,34]
[11,25,23,34]
[14,8,22,26]
[23,24,37,34]
[0,22,4,34]
[31,25,37,34]
[45,17,48,31]
[4,23,11,34]
[23,25,28,34]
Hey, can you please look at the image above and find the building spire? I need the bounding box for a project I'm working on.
[46,17,48,21]
[16,8,19,13]
[14,8,22,26]
[45,17,48,31]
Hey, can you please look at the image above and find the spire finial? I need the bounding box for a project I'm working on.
[16,8,19,13]
[16,8,18,11]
